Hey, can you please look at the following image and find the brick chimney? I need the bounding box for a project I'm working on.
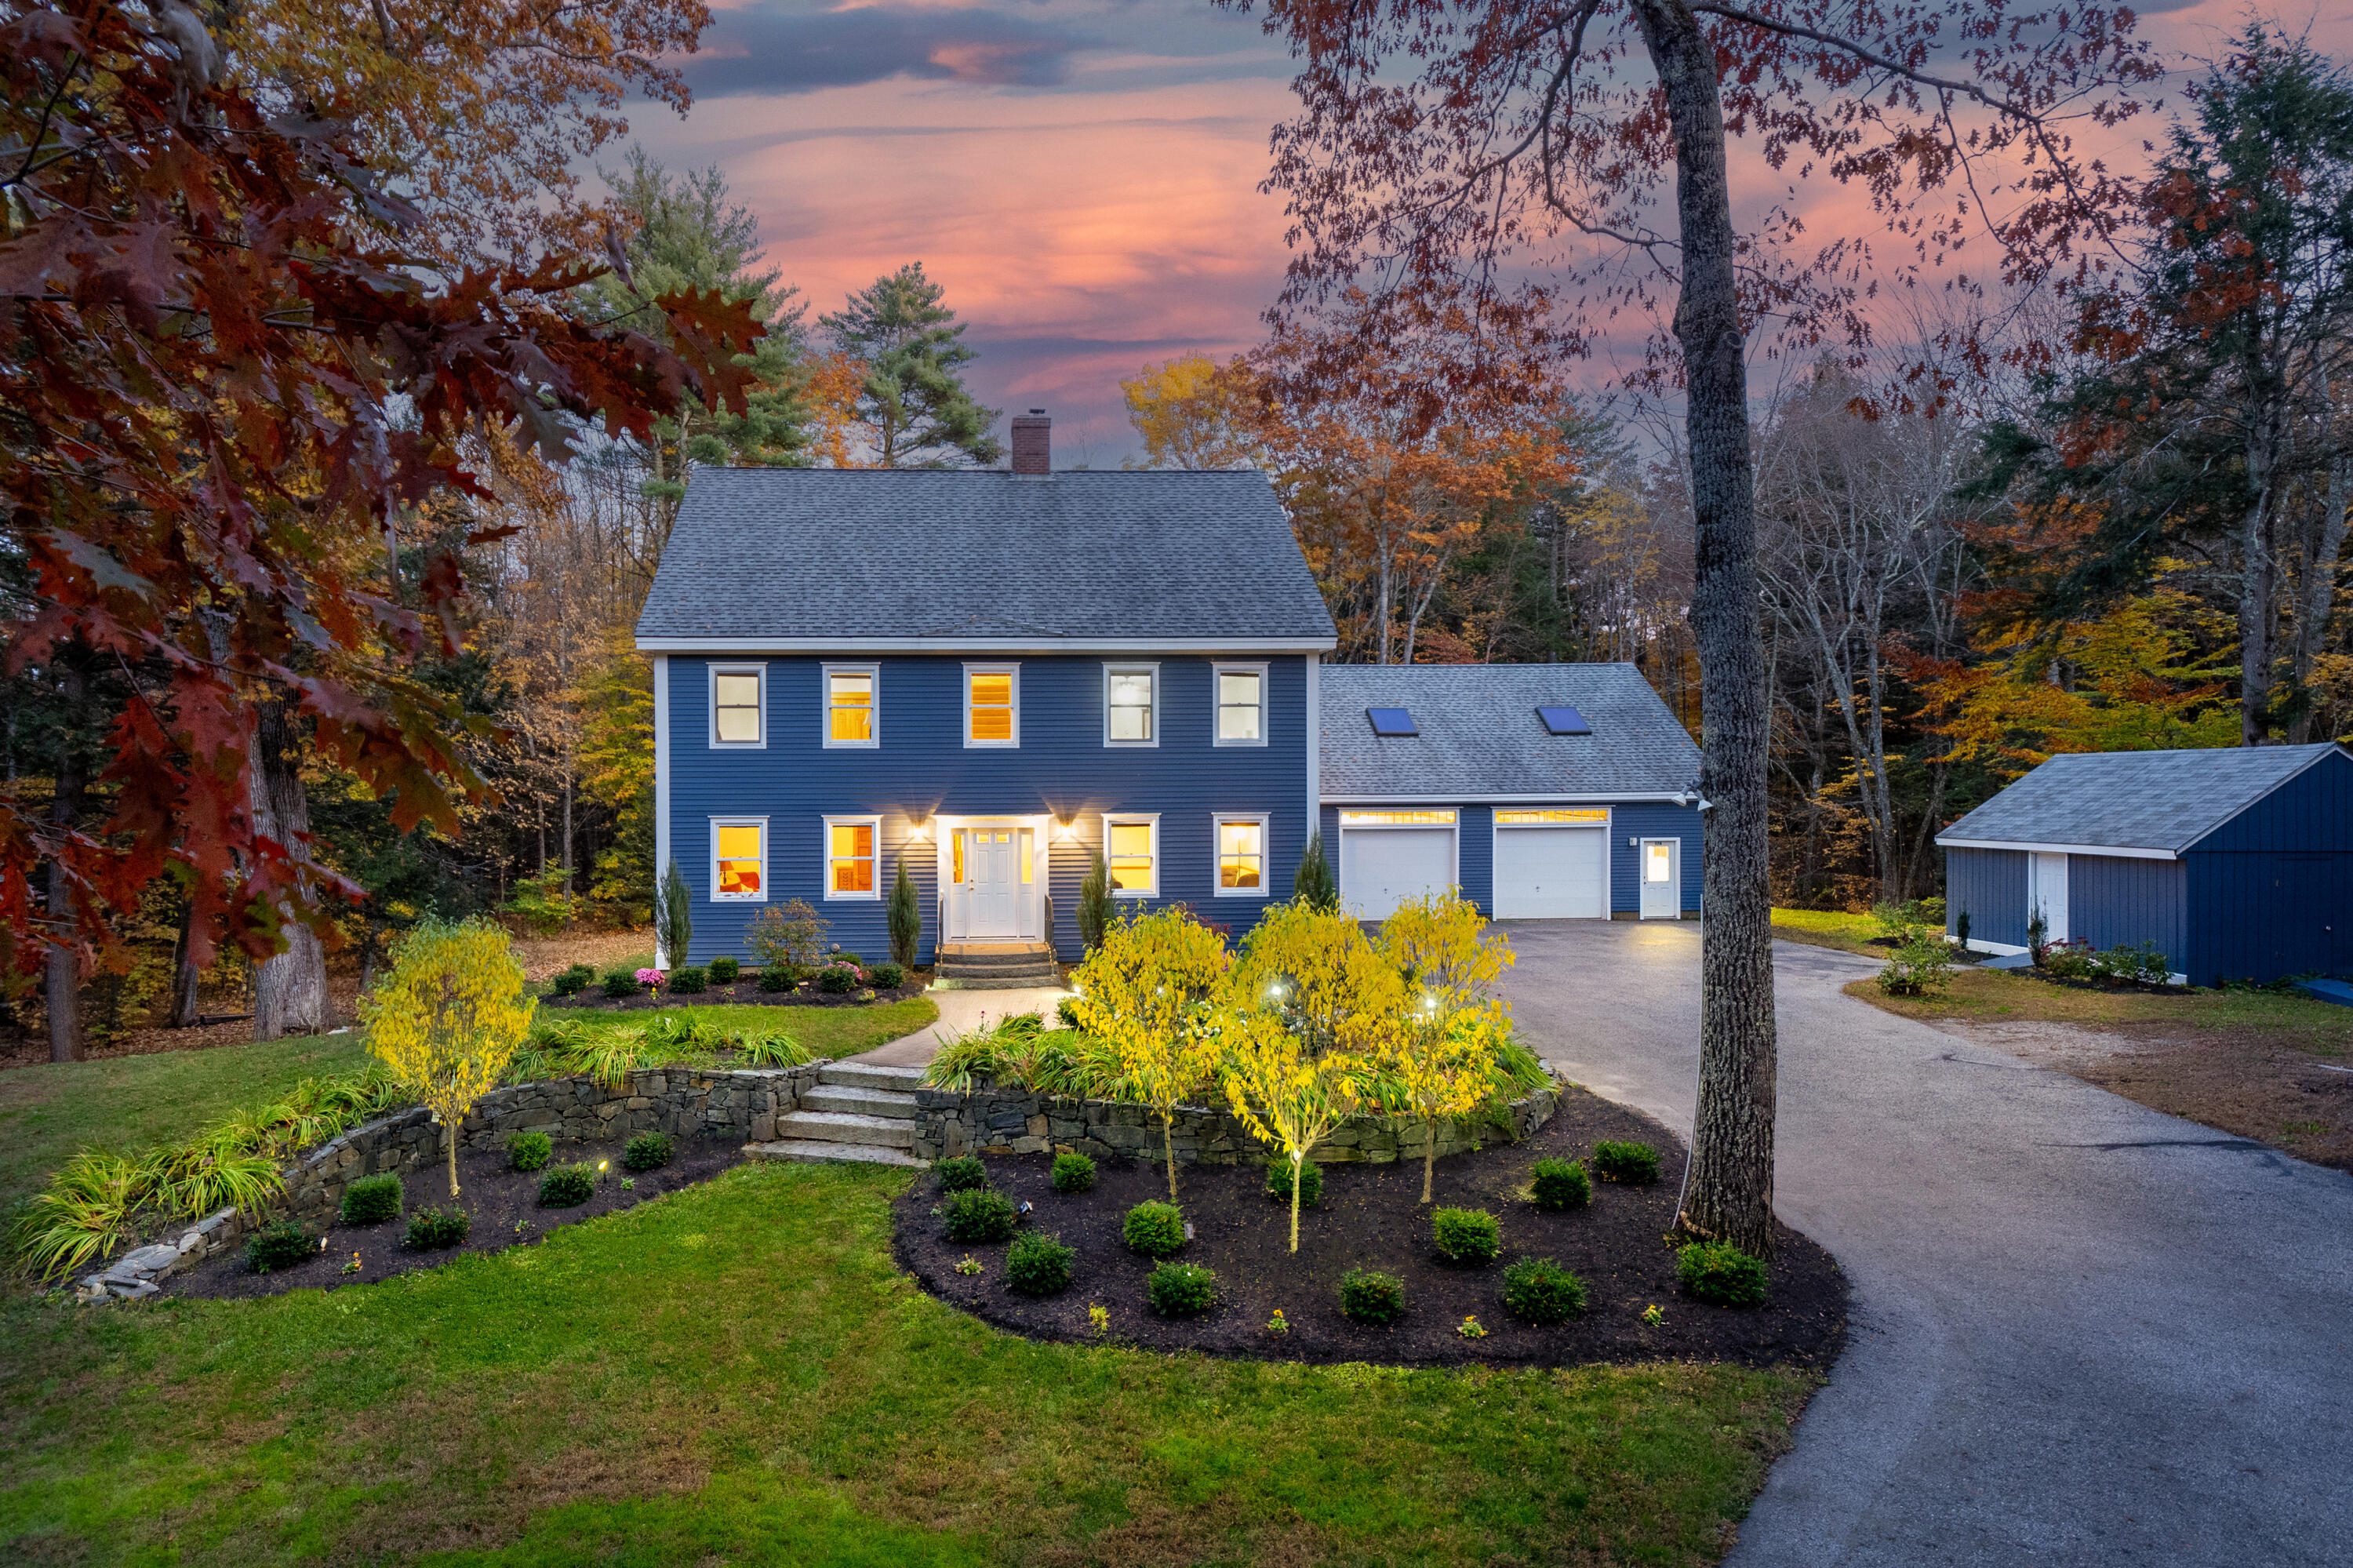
[1011,409,1051,476]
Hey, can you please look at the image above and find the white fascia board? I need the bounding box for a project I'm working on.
[1935,837,2177,860]
[636,635,1337,655]
[1321,791,1697,806]
[1962,938,2030,956]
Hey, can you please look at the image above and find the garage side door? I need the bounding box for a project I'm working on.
[1341,828,1456,921]
[1493,827,1606,919]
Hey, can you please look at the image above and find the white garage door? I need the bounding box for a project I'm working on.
[1493,826,1607,919]
[1341,828,1456,920]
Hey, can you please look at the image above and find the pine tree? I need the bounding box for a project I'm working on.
[823,263,1004,467]
[1293,832,1337,911]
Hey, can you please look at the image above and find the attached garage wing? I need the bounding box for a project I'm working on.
[1340,816,1457,920]
[1493,822,1608,919]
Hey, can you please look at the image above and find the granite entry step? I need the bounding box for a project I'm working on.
[745,1060,929,1167]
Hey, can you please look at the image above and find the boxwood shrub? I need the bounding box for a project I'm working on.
[1122,1200,1187,1258]
[1501,1256,1587,1324]
[1677,1240,1769,1306]
[507,1130,552,1171]
[1339,1268,1406,1325]
[624,1130,675,1171]
[934,1155,988,1193]
[551,963,595,996]
[1530,1157,1592,1210]
[756,963,798,994]
[339,1173,403,1227]
[707,955,740,984]
[539,1162,595,1207]
[1432,1206,1501,1265]
[1050,1151,1096,1193]
[244,1218,315,1274]
[814,963,860,995]
[669,966,707,995]
[1006,1230,1075,1295]
[600,967,641,999]
[1147,1261,1217,1317]
[944,1187,1019,1243]
[868,962,906,990]
[404,1205,470,1250]
[1592,1140,1663,1184]
[1264,1157,1322,1208]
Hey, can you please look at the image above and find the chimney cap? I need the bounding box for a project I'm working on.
[1028,408,1046,415]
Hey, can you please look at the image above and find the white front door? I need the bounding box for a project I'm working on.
[1341,828,1455,921]
[1493,828,1607,918]
[2029,851,2070,943]
[949,824,1037,940]
[1638,839,1680,919]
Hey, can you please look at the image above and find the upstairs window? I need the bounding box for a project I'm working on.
[711,666,765,747]
[711,818,766,900]
[1106,665,1157,744]
[1216,814,1268,896]
[826,816,878,898]
[966,666,1019,747]
[825,665,878,748]
[1215,665,1266,746]
[1104,814,1159,897]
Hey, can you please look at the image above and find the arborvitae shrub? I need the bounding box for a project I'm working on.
[539,1163,595,1207]
[707,956,740,984]
[624,1130,675,1171]
[404,1205,471,1249]
[1006,1230,1075,1295]
[756,963,797,993]
[1339,1268,1406,1325]
[339,1173,403,1226]
[1432,1206,1502,1265]
[934,1155,988,1192]
[1501,1257,1588,1324]
[245,1219,314,1273]
[1264,1157,1322,1208]
[669,966,707,995]
[867,962,905,990]
[1592,1140,1663,1184]
[944,1188,1019,1243]
[1051,1151,1096,1193]
[1530,1158,1592,1210]
[1147,1261,1217,1316]
[507,1130,552,1171]
[1122,1200,1186,1258]
[1677,1241,1769,1306]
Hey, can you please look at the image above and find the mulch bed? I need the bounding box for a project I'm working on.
[162,1131,744,1301]
[538,979,928,1012]
[892,1085,1847,1369]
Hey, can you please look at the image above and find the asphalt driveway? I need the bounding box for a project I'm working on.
[1495,919,2353,1567]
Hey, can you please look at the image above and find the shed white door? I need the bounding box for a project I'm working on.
[2029,851,2070,943]
[1639,839,1681,919]
[1341,828,1455,920]
[1493,827,1607,919]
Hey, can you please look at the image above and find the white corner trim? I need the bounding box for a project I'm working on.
[653,654,671,967]
[1304,656,1320,830]
[1936,837,2177,860]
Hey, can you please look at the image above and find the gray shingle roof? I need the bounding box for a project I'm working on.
[1934,744,2348,855]
[1319,664,1702,800]
[635,468,1336,646]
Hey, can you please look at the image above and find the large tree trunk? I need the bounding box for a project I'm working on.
[1631,0,1777,1257]
[2287,382,2348,744]
[45,662,86,1063]
[249,699,329,1038]
[167,896,205,1028]
[2238,407,2282,745]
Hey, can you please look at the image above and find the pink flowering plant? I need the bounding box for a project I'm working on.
[635,967,666,992]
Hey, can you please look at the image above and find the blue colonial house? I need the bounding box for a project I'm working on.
[1936,742,2353,985]
[636,413,1711,971]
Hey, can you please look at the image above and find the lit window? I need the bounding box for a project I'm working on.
[827,817,878,899]
[711,668,763,746]
[1217,816,1267,896]
[966,667,1018,746]
[1106,666,1156,744]
[1104,815,1158,897]
[711,819,766,900]
[1339,809,1457,826]
[1645,842,1674,884]
[1496,808,1609,824]
[825,666,876,747]
[1215,666,1264,745]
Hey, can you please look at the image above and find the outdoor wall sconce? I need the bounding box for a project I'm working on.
[906,817,932,842]
[1053,817,1078,842]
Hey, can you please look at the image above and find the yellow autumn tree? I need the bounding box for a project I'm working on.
[1229,898,1407,1057]
[362,918,536,1199]
[1071,907,1231,1199]
[1119,352,1265,471]
[1217,1003,1366,1253]
[1377,893,1518,1202]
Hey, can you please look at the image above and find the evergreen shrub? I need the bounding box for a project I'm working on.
[1051,1151,1096,1192]
[624,1130,675,1170]
[1339,1268,1405,1324]
[1502,1257,1588,1323]
[1147,1261,1217,1316]
[934,1155,988,1192]
[1006,1230,1075,1295]
[339,1173,403,1226]
[668,966,707,995]
[245,1219,314,1273]
[1264,1157,1322,1208]
[944,1188,1019,1242]
[539,1163,595,1206]
[1677,1241,1769,1306]
[1432,1206,1501,1264]
[507,1130,552,1171]
[1592,1141,1663,1184]
[1122,1200,1187,1257]
[404,1206,470,1249]
[1530,1157,1592,1210]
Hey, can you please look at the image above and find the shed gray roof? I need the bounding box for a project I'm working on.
[1319,664,1702,801]
[1934,744,2349,856]
[635,468,1336,648]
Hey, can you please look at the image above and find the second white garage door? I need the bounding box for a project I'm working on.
[1341,828,1457,920]
[1493,826,1607,919]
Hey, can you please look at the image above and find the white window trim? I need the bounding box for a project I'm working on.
[1212,660,1270,748]
[709,815,769,904]
[963,663,1020,748]
[822,813,883,902]
[1101,812,1161,899]
[1103,661,1161,748]
[1212,811,1271,899]
[820,662,880,750]
[707,663,767,749]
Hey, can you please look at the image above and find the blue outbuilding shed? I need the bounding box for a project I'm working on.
[1934,744,2353,986]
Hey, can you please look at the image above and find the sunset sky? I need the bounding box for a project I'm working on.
[618,0,2353,465]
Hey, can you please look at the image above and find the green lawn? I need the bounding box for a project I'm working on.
[0,1158,1815,1566]
[1852,964,2353,1050]
[1769,908,1887,956]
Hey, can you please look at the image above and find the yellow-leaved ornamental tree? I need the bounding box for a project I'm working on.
[1070,907,1230,1200]
[1228,898,1405,1057]
[362,919,536,1199]
[1378,893,1517,1202]
[1217,1005,1366,1254]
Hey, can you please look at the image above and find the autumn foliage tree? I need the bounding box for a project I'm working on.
[1071,908,1230,1199]
[1375,893,1517,1203]
[362,919,536,1198]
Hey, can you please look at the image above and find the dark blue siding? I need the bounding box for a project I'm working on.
[2069,855,2187,973]
[1459,806,1495,910]
[665,653,1312,963]
[2182,751,2353,984]
[1944,847,2028,948]
[1610,802,1704,915]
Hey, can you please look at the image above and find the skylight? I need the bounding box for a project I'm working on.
[1366,707,1419,737]
[1537,704,1591,736]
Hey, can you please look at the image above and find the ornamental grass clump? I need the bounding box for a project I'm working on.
[733,1031,807,1067]
[944,1188,1019,1243]
[1339,1268,1405,1325]
[1501,1256,1587,1324]
[507,1131,552,1171]
[339,1173,403,1227]
[1006,1230,1075,1295]
[1264,1156,1321,1208]
[1529,1157,1592,1210]
[1592,1140,1663,1184]
[1432,1206,1501,1265]
[624,1130,674,1171]
[934,1155,988,1193]
[245,1219,315,1274]
[1122,1200,1187,1257]
[1051,1151,1096,1192]
[539,1163,595,1207]
[362,918,535,1199]
[404,1206,470,1250]
[1147,1261,1217,1316]
[1677,1240,1769,1306]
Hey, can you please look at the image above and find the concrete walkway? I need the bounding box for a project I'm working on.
[1496,920,2353,1568]
[845,983,1070,1068]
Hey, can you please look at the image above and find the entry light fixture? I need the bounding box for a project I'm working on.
[907,816,933,842]
[1053,816,1078,842]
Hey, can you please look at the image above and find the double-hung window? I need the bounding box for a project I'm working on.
[824,664,878,748]
[824,815,879,899]
[1102,813,1159,897]
[710,665,765,747]
[711,818,767,900]
[1215,814,1269,897]
[1105,664,1158,745]
[966,666,1019,747]
[1213,664,1266,745]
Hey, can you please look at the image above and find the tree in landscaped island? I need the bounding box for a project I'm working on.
[1229,900,1405,1059]
[888,858,922,966]
[1217,1003,1366,1253]
[821,263,1003,468]
[654,861,693,970]
[1291,832,1337,912]
[1071,908,1231,1200]
[362,919,536,1199]
[1375,893,1518,1202]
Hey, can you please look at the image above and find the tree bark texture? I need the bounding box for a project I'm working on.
[249,699,329,1038]
[167,896,204,1028]
[1630,0,1778,1256]
[44,662,86,1063]
[2237,404,2282,745]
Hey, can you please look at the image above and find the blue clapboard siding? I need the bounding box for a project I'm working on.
[1945,847,2029,948]
[2182,750,2353,983]
[2068,855,2187,971]
[1318,799,1701,916]
[665,653,1312,963]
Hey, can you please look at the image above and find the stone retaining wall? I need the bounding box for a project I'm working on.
[911,1073,1562,1166]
